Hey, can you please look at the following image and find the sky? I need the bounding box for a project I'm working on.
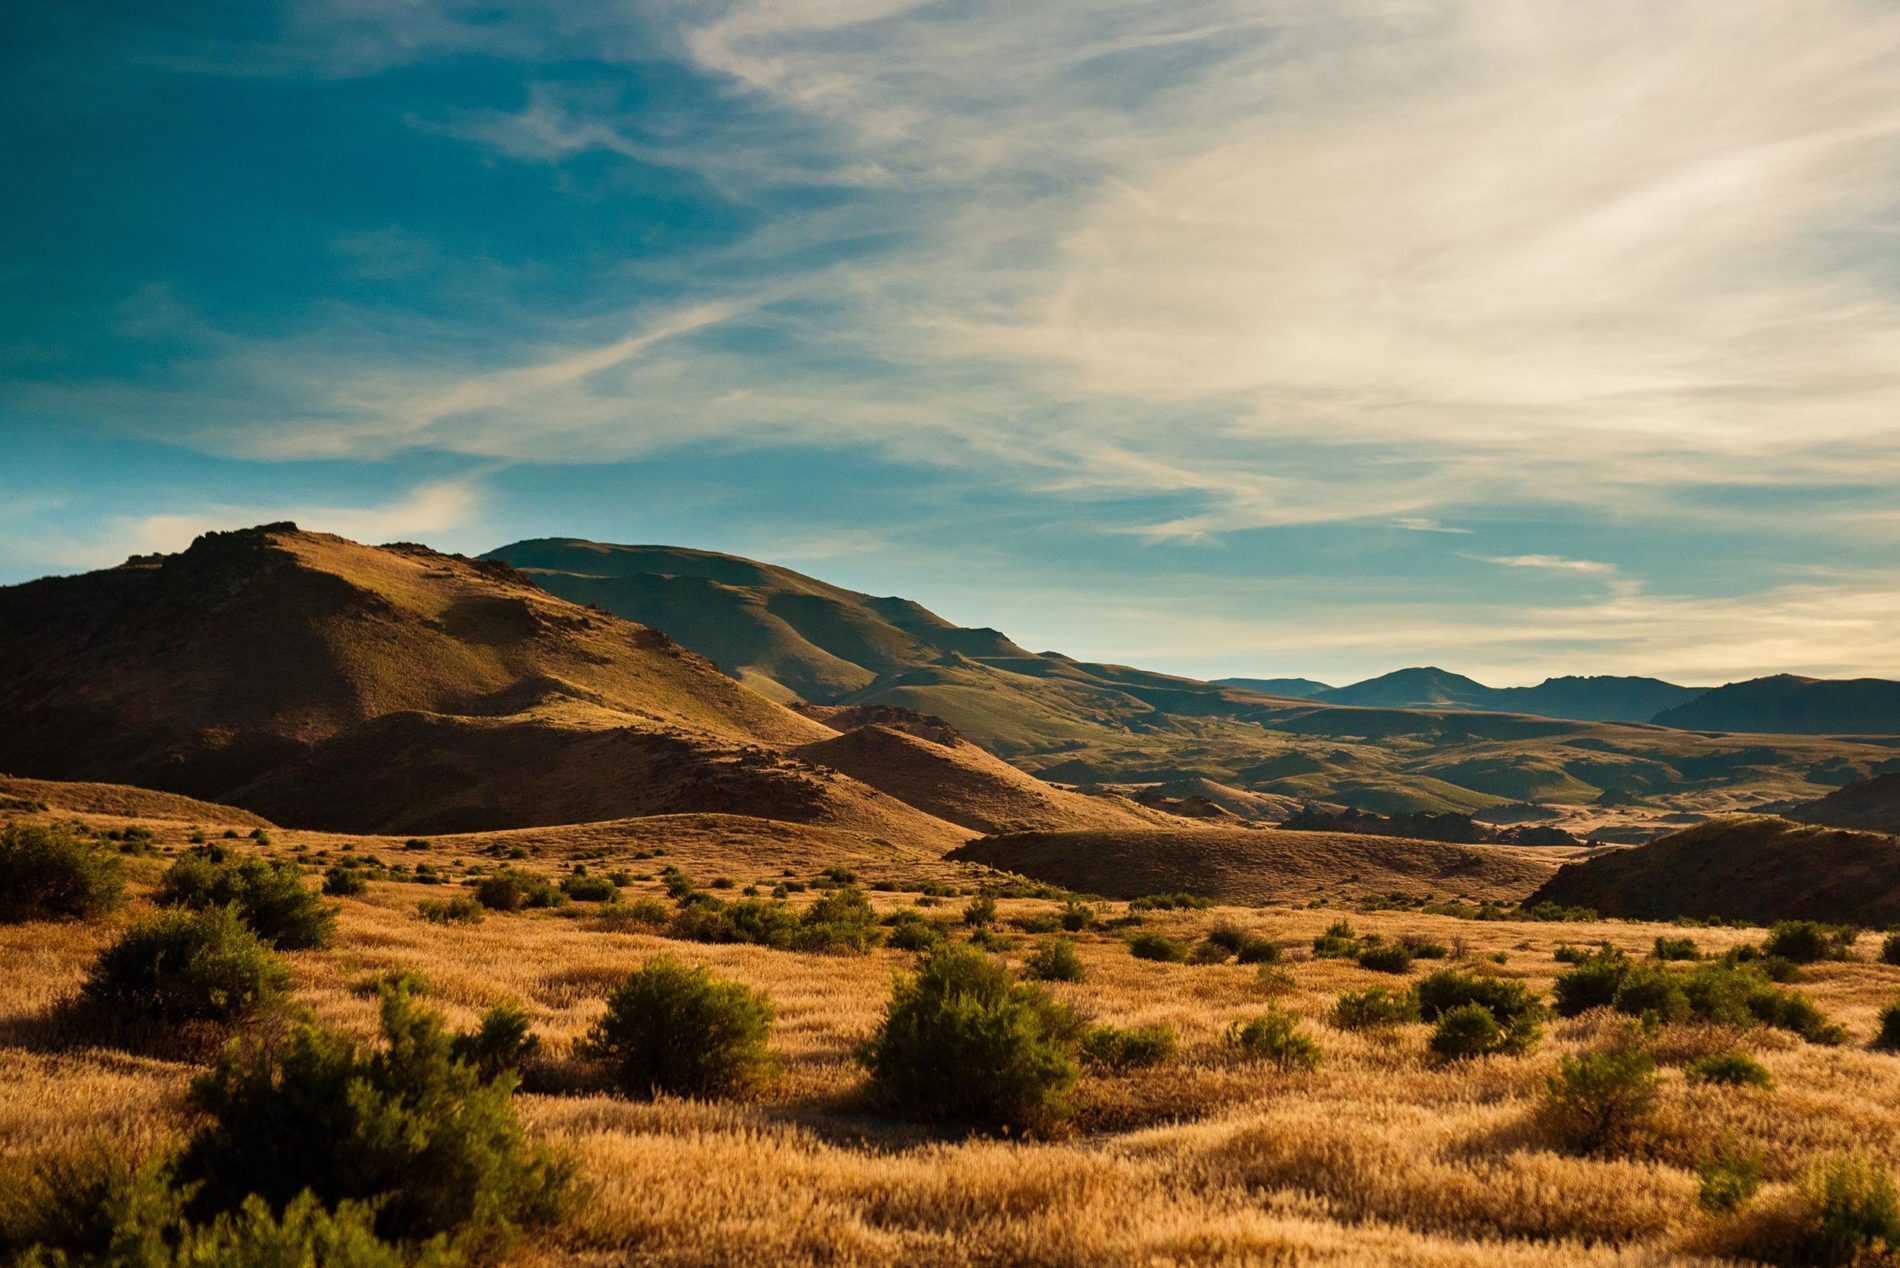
[6,0,1900,687]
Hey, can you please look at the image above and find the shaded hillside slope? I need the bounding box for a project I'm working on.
[0,775,272,826]
[1527,816,1900,924]
[1654,674,1900,735]
[1789,772,1900,835]
[0,525,968,843]
[1131,777,1301,823]
[951,827,1561,905]
[791,724,1175,836]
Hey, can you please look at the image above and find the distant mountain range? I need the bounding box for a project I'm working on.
[1293,666,1705,723]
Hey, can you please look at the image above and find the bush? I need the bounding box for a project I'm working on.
[581,956,776,1099]
[1883,932,1900,967]
[178,989,570,1252]
[858,943,1080,1130]
[450,1001,541,1082]
[962,894,998,927]
[1129,932,1190,963]
[1330,987,1419,1031]
[1415,968,1543,1053]
[81,907,289,1029]
[1311,920,1359,959]
[1749,983,1848,1045]
[886,910,947,952]
[1205,923,1248,954]
[1129,892,1211,911]
[158,853,336,949]
[1652,935,1701,961]
[474,870,566,912]
[1356,942,1413,974]
[1228,1008,1321,1072]
[559,873,619,902]
[1553,947,1632,1017]
[1236,937,1281,965]
[0,822,125,923]
[1080,1022,1177,1071]
[798,886,881,953]
[1060,901,1096,932]
[1429,1004,1508,1060]
[1875,1000,1900,1052]
[1698,1148,1765,1213]
[1799,1157,1900,1266]
[1401,934,1449,959]
[1686,1050,1774,1089]
[417,895,484,925]
[1540,1047,1658,1155]
[321,865,369,897]
[1610,965,1692,1025]
[1763,921,1857,964]
[1024,937,1086,983]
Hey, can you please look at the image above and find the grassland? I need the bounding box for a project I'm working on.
[9,800,1900,1265]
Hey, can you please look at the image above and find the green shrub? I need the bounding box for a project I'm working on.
[1698,1148,1765,1213]
[1228,1008,1321,1072]
[81,907,289,1030]
[962,894,998,928]
[1749,983,1847,1045]
[1763,921,1857,964]
[322,865,369,897]
[179,989,570,1253]
[1883,932,1900,967]
[1080,1023,1178,1071]
[858,943,1080,1130]
[1401,935,1449,959]
[1128,932,1190,963]
[1415,968,1543,1053]
[1651,935,1701,961]
[1356,942,1413,974]
[1540,1047,1658,1155]
[1204,923,1248,954]
[1428,1003,1507,1060]
[1024,937,1086,983]
[1189,938,1233,965]
[1330,987,1419,1031]
[1874,1000,1900,1052]
[1553,948,1631,1017]
[1611,965,1692,1025]
[559,873,619,902]
[581,956,776,1099]
[473,870,566,912]
[158,853,335,949]
[417,895,484,925]
[1311,920,1359,959]
[0,822,125,923]
[1799,1157,1900,1266]
[450,1001,541,1082]
[1129,892,1211,911]
[1060,901,1096,932]
[798,886,881,953]
[1686,1050,1773,1089]
[885,910,947,952]
[1236,937,1281,965]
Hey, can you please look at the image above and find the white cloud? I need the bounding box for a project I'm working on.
[1478,554,1617,575]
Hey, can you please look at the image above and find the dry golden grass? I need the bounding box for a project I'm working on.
[9,802,1900,1264]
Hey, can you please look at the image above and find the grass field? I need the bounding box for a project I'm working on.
[8,804,1900,1264]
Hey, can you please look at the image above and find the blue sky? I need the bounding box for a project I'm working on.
[6,1,1900,686]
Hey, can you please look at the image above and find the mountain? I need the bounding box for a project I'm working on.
[485,537,1900,829]
[1526,815,1900,925]
[1210,677,1333,698]
[1790,771,1900,834]
[1651,674,1900,735]
[0,525,975,842]
[1312,668,1704,722]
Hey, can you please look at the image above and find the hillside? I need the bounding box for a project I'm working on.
[1653,674,1900,735]
[1526,815,1900,924]
[950,826,1566,905]
[0,525,969,843]
[1210,676,1332,698]
[0,775,272,826]
[486,538,1900,833]
[789,723,1175,836]
[1790,771,1900,835]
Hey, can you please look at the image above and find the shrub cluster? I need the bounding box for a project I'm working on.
[1080,1022,1178,1071]
[1416,969,1544,1059]
[1330,987,1419,1031]
[1539,1046,1658,1155]
[473,869,567,912]
[1024,937,1086,983]
[417,895,484,925]
[668,886,882,954]
[80,907,291,1032]
[858,943,1081,1130]
[1227,1008,1322,1071]
[1686,1050,1773,1089]
[580,956,776,1099]
[1762,920,1857,964]
[158,852,335,949]
[1128,932,1190,963]
[1553,954,1844,1043]
[0,822,125,923]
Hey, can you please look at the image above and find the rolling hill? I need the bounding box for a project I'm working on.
[1526,815,1900,925]
[1789,771,1900,835]
[1652,674,1900,735]
[950,826,1566,905]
